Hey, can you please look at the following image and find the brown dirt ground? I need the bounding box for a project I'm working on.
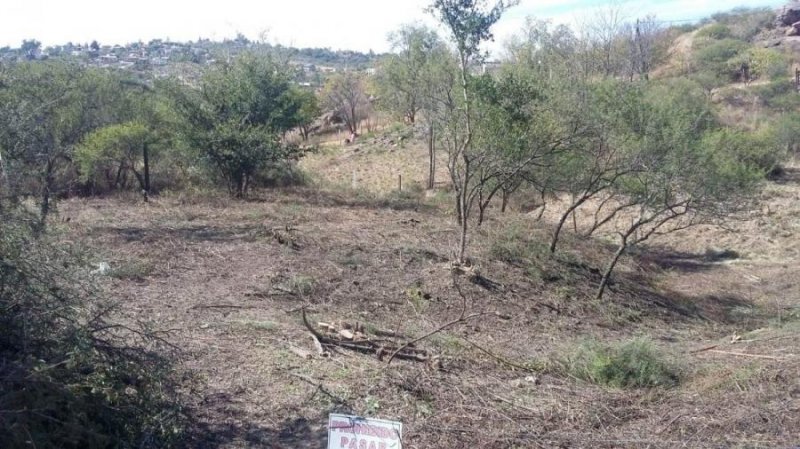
[58,138,800,449]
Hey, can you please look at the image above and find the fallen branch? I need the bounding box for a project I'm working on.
[188,304,258,311]
[689,345,719,354]
[301,308,428,362]
[461,337,540,373]
[288,372,347,405]
[703,350,787,360]
[386,278,486,366]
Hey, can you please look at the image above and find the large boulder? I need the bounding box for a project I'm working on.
[777,2,800,27]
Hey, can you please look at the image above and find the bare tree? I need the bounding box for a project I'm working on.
[581,3,628,77]
[322,72,369,136]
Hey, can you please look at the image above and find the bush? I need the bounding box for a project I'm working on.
[753,81,800,111]
[696,23,732,40]
[710,7,775,40]
[701,128,784,180]
[0,212,186,448]
[693,38,749,80]
[561,338,680,388]
[766,113,800,154]
[728,48,789,81]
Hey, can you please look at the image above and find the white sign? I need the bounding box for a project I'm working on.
[328,414,402,449]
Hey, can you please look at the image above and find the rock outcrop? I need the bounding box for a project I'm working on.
[776,2,800,27]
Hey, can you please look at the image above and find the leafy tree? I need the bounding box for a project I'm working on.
[429,0,519,264]
[173,54,307,197]
[470,68,574,226]
[0,61,119,231]
[76,122,158,198]
[590,81,762,299]
[20,39,41,60]
[291,88,320,141]
[378,24,454,189]
[377,25,445,125]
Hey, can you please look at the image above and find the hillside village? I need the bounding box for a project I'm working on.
[0,37,381,86]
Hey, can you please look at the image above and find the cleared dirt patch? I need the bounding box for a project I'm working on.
[59,178,800,448]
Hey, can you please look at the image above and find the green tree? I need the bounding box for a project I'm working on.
[591,81,762,299]
[173,54,306,197]
[429,0,519,264]
[378,25,454,189]
[0,61,118,231]
[20,39,41,60]
[291,88,320,141]
[377,25,445,125]
[76,122,158,199]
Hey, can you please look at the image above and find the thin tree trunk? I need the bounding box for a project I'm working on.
[37,159,55,235]
[456,157,470,264]
[597,237,628,300]
[142,144,150,202]
[458,190,468,264]
[550,210,572,254]
[550,196,588,253]
[428,125,435,190]
[114,164,124,189]
[456,53,473,265]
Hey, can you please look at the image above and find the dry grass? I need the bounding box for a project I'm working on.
[55,139,800,448]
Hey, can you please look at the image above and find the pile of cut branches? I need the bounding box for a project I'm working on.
[301,309,430,362]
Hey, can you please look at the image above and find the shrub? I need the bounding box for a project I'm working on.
[0,211,186,448]
[693,38,749,80]
[766,113,800,154]
[561,338,680,388]
[696,23,732,40]
[753,81,800,111]
[710,7,775,40]
[728,48,789,81]
[701,128,784,180]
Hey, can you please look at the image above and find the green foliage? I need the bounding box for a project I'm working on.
[429,0,517,60]
[765,112,800,154]
[753,80,800,111]
[76,122,154,187]
[728,47,788,81]
[0,212,185,448]
[375,25,449,124]
[561,338,680,388]
[174,53,308,197]
[290,87,320,140]
[696,23,732,40]
[700,128,783,180]
[708,7,775,40]
[693,38,750,79]
[0,61,121,224]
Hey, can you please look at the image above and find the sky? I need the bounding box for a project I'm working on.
[0,0,789,53]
